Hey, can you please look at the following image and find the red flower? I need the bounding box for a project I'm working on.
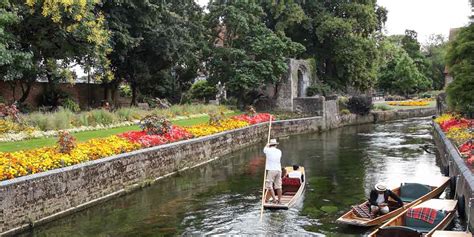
[118,125,193,148]
[232,113,274,124]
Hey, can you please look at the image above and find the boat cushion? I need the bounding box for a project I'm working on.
[377,226,421,237]
[404,209,446,233]
[399,183,431,202]
[282,177,301,186]
[352,204,372,219]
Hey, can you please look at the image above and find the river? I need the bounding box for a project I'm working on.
[20,117,465,236]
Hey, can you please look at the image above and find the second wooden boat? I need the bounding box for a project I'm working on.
[336,176,450,227]
[368,198,458,237]
[263,166,305,210]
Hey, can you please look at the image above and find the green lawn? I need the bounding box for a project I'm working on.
[0,112,241,153]
[374,100,436,110]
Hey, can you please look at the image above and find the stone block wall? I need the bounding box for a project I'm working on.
[432,122,474,229]
[293,97,324,115]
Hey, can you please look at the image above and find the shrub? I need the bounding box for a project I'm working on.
[116,107,146,121]
[62,98,80,112]
[208,111,225,126]
[139,115,171,135]
[89,109,118,125]
[337,96,349,111]
[119,84,132,98]
[347,96,372,115]
[57,131,77,154]
[188,80,217,101]
[51,109,74,130]
[340,109,351,115]
[307,83,332,97]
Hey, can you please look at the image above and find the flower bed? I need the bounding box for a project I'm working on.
[434,113,474,164]
[232,113,274,124]
[0,136,141,181]
[387,99,432,107]
[0,113,273,181]
[184,119,249,137]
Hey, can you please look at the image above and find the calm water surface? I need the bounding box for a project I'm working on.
[21,117,465,236]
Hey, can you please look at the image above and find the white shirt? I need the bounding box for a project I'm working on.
[376,193,385,205]
[263,146,282,171]
[288,171,302,180]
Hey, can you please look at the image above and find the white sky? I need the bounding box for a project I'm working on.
[195,0,472,44]
[377,0,471,44]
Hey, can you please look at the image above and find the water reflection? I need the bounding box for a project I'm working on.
[20,117,462,236]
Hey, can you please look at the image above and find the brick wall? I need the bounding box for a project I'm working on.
[0,81,131,109]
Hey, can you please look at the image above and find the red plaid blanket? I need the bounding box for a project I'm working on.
[406,207,438,224]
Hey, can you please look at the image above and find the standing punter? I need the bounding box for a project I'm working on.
[263,138,282,204]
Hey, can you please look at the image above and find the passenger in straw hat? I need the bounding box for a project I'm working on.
[369,182,404,216]
[263,138,282,204]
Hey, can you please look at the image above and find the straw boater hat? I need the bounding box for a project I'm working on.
[268,139,279,145]
[375,182,387,192]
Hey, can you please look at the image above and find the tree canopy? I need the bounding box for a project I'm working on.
[205,1,304,104]
[445,24,474,115]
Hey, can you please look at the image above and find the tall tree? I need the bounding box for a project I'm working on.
[285,0,387,92]
[103,0,204,104]
[445,24,474,115]
[2,0,110,105]
[423,34,447,90]
[205,1,305,105]
[0,0,33,102]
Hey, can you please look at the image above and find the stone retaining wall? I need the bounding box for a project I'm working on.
[432,122,474,228]
[0,107,436,235]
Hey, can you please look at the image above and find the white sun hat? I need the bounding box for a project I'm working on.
[375,182,387,192]
[268,139,279,145]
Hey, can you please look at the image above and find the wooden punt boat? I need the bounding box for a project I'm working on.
[368,199,458,237]
[432,230,473,237]
[336,176,450,227]
[263,166,305,210]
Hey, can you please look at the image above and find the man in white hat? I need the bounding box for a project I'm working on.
[263,138,282,204]
[369,182,404,216]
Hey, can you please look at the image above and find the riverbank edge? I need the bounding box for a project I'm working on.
[432,122,474,228]
[0,107,436,235]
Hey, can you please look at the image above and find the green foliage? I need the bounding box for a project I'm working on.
[188,80,217,101]
[307,84,331,97]
[445,24,474,115]
[206,2,304,105]
[347,96,372,115]
[337,96,349,111]
[89,109,118,126]
[284,1,386,92]
[104,0,205,104]
[378,40,430,96]
[62,98,80,112]
[119,84,132,98]
[423,34,447,90]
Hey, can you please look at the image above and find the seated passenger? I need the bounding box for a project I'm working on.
[287,165,304,182]
[369,182,403,216]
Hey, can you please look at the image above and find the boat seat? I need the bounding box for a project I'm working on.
[399,183,431,202]
[377,226,421,237]
[282,177,301,192]
[404,209,446,233]
[282,177,301,186]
